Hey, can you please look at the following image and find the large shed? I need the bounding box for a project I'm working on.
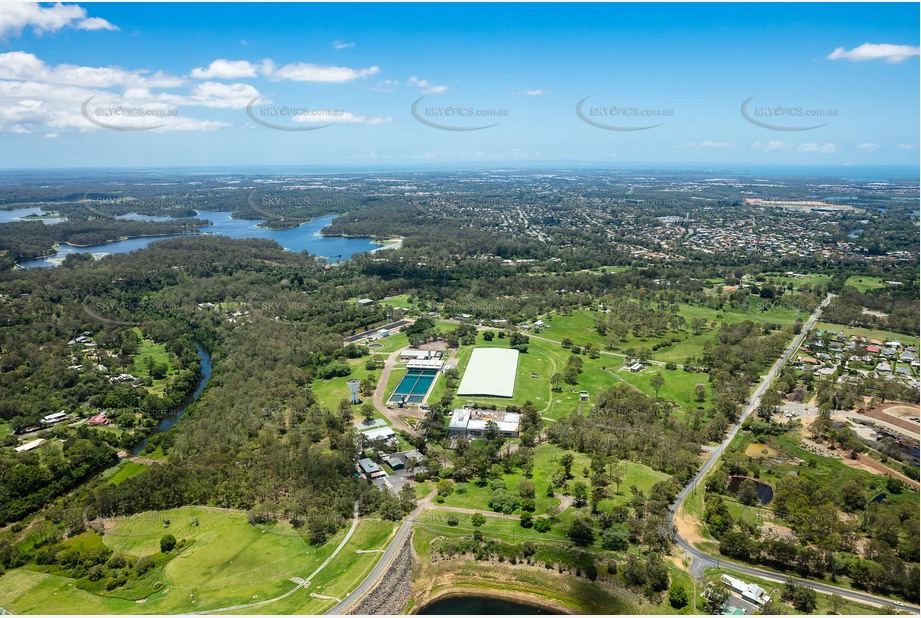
[456,348,519,398]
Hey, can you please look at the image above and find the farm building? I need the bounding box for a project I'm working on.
[15,438,45,453]
[356,298,375,307]
[41,411,67,425]
[358,458,386,479]
[629,362,645,373]
[361,426,396,444]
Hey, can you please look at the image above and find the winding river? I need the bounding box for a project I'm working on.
[130,342,212,456]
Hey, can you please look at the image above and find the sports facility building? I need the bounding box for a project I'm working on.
[456,348,519,398]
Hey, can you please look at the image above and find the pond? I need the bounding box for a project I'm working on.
[17,213,380,268]
[418,595,561,615]
[727,476,774,505]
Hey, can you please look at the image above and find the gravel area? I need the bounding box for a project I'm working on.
[347,537,414,615]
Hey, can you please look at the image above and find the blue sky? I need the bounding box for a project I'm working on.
[0,2,918,169]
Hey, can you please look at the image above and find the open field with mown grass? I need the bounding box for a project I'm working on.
[844,275,887,293]
[0,506,397,615]
[537,300,804,366]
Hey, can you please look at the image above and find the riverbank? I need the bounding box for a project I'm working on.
[413,587,574,615]
[410,558,644,614]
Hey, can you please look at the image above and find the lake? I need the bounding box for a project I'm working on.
[418,595,560,614]
[0,207,64,225]
[17,212,380,268]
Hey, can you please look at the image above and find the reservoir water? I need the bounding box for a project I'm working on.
[17,212,379,268]
[418,596,559,614]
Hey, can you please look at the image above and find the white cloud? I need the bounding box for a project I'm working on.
[827,43,920,64]
[513,89,545,96]
[751,141,790,152]
[0,3,117,38]
[0,51,183,88]
[680,140,732,149]
[0,52,255,133]
[370,79,398,93]
[797,142,837,154]
[190,59,260,80]
[293,110,392,125]
[272,62,379,82]
[333,40,355,49]
[857,143,880,153]
[408,76,447,94]
[896,143,915,150]
[43,132,59,138]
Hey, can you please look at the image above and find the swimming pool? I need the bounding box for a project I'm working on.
[388,368,438,404]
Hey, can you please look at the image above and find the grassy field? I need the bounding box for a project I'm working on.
[435,444,668,532]
[378,294,414,310]
[130,328,176,396]
[0,420,11,439]
[539,301,803,366]
[611,365,710,419]
[107,461,148,486]
[844,275,887,293]
[0,506,398,615]
[814,322,919,347]
[758,272,833,290]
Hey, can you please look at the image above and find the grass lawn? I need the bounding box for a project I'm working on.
[611,365,710,419]
[541,301,803,366]
[107,461,148,486]
[844,276,887,293]
[436,444,668,529]
[0,421,11,439]
[368,332,410,354]
[378,294,414,310]
[758,272,833,291]
[813,322,919,348]
[130,328,176,396]
[0,506,400,615]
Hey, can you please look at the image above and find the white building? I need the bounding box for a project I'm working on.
[41,411,67,425]
[361,426,396,444]
[448,407,520,438]
[721,575,771,606]
[15,438,45,453]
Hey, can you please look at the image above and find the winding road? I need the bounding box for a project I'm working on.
[669,294,920,613]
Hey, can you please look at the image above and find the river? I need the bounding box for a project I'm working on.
[17,212,380,268]
[130,342,212,456]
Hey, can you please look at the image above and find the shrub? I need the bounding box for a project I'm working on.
[159,534,177,553]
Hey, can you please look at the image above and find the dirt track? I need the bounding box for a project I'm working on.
[857,403,919,435]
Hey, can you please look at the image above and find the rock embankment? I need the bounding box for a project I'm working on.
[347,537,414,615]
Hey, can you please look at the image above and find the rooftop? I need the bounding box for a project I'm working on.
[457,348,519,398]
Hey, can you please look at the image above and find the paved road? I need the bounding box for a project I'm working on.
[669,294,919,613]
[371,348,419,436]
[326,490,436,615]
